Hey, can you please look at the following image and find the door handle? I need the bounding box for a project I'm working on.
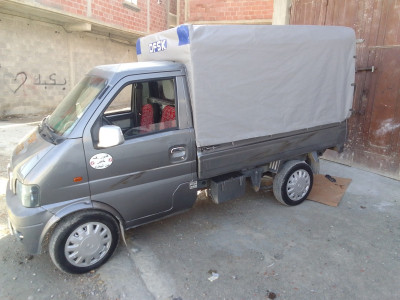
[170,146,186,161]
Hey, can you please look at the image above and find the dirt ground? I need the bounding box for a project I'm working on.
[0,118,399,300]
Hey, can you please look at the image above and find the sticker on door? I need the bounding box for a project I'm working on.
[90,153,113,169]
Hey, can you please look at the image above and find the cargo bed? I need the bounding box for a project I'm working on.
[197,122,346,179]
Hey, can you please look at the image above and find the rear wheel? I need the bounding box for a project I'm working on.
[49,211,119,274]
[273,160,313,206]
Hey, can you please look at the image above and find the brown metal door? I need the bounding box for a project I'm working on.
[290,0,400,179]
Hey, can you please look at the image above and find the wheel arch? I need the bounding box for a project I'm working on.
[39,201,124,254]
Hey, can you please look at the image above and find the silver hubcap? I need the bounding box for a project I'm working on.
[286,169,311,201]
[65,222,112,267]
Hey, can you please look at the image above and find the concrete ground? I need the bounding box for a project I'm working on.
[0,118,399,300]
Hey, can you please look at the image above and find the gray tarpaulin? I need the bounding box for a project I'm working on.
[136,25,355,147]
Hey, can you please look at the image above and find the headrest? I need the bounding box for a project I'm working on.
[162,80,174,100]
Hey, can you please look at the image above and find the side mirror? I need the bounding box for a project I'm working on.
[97,125,125,148]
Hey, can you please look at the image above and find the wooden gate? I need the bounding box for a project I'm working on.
[290,0,400,179]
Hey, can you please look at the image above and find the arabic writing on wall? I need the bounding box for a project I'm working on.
[3,71,67,94]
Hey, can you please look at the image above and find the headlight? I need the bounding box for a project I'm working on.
[16,181,40,207]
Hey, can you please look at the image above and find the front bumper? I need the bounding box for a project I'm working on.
[6,185,54,255]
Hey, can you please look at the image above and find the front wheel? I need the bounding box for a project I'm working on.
[273,160,313,206]
[49,211,120,274]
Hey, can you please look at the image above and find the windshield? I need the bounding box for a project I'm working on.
[47,76,107,136]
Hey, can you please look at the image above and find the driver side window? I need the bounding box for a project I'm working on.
[103,78,177,139]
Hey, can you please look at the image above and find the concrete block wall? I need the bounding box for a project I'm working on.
[0,13,135,117]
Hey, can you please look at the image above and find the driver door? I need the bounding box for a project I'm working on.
[83,74,196,225]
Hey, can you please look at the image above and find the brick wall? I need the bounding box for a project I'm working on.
[36,0,273,33]
[91,0,148,31]
[36,0,170,33]
[179,0,186,23]
[182,0,273,23]
[149,0,168,32]
[170,0,177,15]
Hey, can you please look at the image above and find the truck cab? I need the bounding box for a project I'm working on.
[7,61,198,274]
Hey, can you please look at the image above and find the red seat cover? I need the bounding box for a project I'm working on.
[159,106,176,130]
[140,104,154,133]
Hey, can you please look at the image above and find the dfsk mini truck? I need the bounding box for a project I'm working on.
[6,25,355,273]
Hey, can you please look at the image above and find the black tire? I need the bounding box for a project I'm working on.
[273,160,313,206]
[49,211,120,274]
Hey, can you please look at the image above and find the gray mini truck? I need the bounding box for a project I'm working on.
[6,25,355,273]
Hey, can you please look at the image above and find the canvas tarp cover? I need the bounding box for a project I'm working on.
[136,25,355,147]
